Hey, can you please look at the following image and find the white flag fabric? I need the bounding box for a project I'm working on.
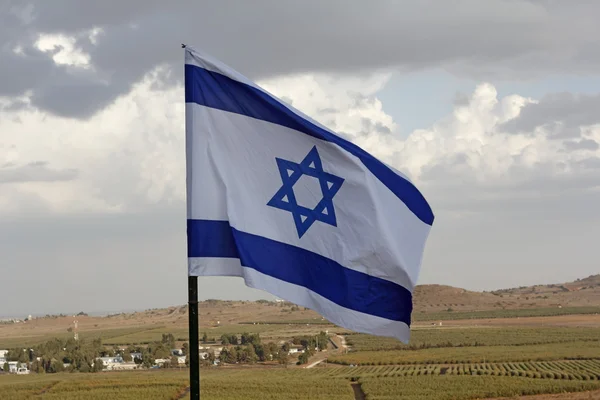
[184,46,434,342]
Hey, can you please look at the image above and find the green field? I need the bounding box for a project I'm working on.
[0,327,160,348]
[345,327,600,351]
[0,369,354,400]
[3,368,600,400]
[411,306,600,321]
[360,375,600,400]
[329,341,600,365]
[3,312,600,398]
[0,324,304,348]
[320,360,600,380]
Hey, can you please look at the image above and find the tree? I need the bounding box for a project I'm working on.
[181,342,189,356]
[170,355,180,368]
[277,352,289,365]
[207,350,215,364]
[150,342,171,360]
[254,343,266,362]
[297,352,309,365]
[2,362,8,372]
[141,351,154,369]
[316,331,328,351]
[241,332,261,346]
[220,334,230,345]
[122,352,132,362]
[49,359,65,373]
[219,347,237,364]
[92,358,104,372]
[237,345,257,364]
[229,334,238,345]
[202,332,208,343]
[281,343,290,352]
[79,362,91,373]
[30,360,44,373]
[161,333,175,349]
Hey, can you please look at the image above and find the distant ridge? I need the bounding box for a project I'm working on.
[22,275,600,324]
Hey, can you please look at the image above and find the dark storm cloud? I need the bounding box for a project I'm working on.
[500,93,600,137]
[2,0,600,119]
[0,161,78,183]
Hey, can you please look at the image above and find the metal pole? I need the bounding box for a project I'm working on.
[188,276,200,399]
[183,42,200,399]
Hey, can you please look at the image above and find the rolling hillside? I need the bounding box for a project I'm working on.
[2,275,598,342]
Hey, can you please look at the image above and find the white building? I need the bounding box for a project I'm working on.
[171,349,183,356]
[110,362,138,371]
[154,358,170,367]
[16,366,29,375]
[99,356,124,371]
[7,361,29,374]
[0,349,8,365]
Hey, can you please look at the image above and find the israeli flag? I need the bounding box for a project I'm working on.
[185,46,434,342]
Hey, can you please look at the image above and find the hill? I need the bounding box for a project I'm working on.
[1,275,598,346]
[92,274,598,325]
[413,274,600,312]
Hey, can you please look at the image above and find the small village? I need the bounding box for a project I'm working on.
[0,321,328,375]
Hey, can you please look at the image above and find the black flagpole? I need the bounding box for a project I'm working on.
[188,276,200,399]
[183,42,201,400]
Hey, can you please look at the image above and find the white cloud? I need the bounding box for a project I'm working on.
[1,63,600,312]
[2,66,599,220]
[0,69,399,218]
[36,33,92,67]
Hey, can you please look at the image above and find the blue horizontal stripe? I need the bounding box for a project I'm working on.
[185,63,434,226]
[187,219,239,258]
[187,219,413,325]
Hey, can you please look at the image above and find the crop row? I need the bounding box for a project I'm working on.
[319,360,600,381]
[411,306,600,321]
[360,375,600,400]
[344,327,600,351]
[329,341,600,365]
[4,366,600,400]
[0,369,355,400]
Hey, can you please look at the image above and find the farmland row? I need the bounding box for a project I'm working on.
[344,327,600,351]
[329,341,600,365]
[4,368,600,400]
[411,306,600,321]
[359,375,600,400]
[319,359,600,381]
[236,306,600,326]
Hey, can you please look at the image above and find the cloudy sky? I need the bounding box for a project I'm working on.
[1,0,599,317]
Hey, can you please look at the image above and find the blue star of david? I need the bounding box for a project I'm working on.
[267,146,344,238]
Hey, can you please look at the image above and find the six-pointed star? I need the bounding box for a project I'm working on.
[267,146,344,238]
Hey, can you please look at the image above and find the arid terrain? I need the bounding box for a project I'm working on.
[1,274,599,400]
[3,274,598,347]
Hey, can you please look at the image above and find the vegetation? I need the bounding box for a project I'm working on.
[0,370,188,400]
[0,370,354,400]
[411,306,600,322]
[345,327,600,351]
[0,326,159,349]
[320,360,600,380]
[238,319,333,325]
[3,366,600,399]
[5,331,185,374]
[329,341,600,365]
[360,375,600,400]
[2,291,600,399]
